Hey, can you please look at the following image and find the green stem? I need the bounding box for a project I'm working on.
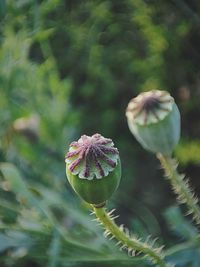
[157,153,200,225]
[92,206,168,267]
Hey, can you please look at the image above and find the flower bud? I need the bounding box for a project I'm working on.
[126,90,180,155]
[65,134,121,206]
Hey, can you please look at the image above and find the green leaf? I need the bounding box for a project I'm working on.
[164,206,198,240]
[0,0,6,16]
[47,231,61,267]
[0,231,32,253]
[0,163,37,207]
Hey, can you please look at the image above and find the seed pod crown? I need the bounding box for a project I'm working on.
[126,90,173,126]
[65,134,119,180]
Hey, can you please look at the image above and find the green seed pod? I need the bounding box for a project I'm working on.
[126,90,180,155]
[65,134,121,206]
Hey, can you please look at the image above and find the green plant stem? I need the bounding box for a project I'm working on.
[157,153,200,225]
[92,206,168,267]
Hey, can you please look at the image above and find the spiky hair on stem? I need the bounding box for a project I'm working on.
[65,134,119,180]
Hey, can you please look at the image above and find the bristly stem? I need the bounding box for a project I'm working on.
[157,153,200,225]
[92,206,169,267]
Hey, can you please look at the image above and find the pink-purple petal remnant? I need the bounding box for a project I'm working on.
[65,133,119,180]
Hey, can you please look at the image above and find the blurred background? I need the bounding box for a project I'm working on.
[0,0,200,266]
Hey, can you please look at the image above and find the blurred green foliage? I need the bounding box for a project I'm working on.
[1,0,200,266]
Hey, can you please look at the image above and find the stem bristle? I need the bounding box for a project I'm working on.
[92,206,168,266]
[157,153,200,225]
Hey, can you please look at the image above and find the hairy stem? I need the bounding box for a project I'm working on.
[157,153,200,225]
[92,206,168,267]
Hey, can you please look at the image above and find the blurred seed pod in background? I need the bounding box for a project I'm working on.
[126,90,180,155]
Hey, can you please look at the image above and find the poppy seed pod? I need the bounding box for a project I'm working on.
[65,134,121,206]
[126,90,180,155]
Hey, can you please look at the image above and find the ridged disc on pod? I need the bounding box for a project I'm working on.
[65,134,121,206]
[126,90,180,155]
